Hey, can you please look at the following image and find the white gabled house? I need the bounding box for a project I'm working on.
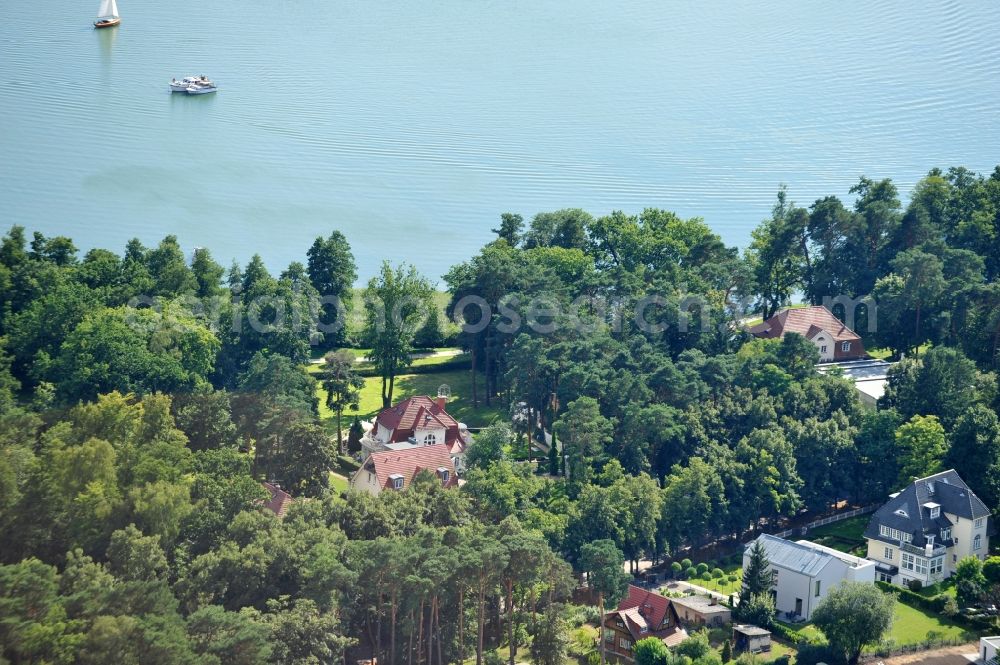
[744,534,875,622]
[864,469,992,586]
[359,394,472,472]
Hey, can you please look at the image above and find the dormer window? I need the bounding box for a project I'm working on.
[437,467,450,483]
[894,509,908,519]
[930,507,939,519]
[389,473,404,490]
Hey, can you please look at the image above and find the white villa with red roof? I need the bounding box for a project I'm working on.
[749,305,865,362]
[360,394,472,472]
[350,443,459,496]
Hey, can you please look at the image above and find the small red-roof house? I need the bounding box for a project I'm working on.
[603,585,687,661]
[360,395,472,471]
[261,482,293,519]
[748,305,865,362]
[350,443,459,496]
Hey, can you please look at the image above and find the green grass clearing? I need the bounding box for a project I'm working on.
[779,598,972,649]
[318,368,503,428]
[804,515,869,556]
[328,471,350,493]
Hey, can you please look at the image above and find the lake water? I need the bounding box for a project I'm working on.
[2,1,999,283]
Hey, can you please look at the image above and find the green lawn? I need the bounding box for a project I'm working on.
[805,515,870,556]
[685,560,743,596]
[886,601,971,645]
[318,368,503,428]
[328,471,350,493]
[782,599,971,649]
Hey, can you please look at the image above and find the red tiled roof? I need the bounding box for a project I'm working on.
[617,585,672,631]
[749,306,860,343]
[261,482,293,519]
[373,396,469,448]
[358,443,458,491]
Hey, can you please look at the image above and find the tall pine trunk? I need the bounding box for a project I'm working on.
[598,592,606,665]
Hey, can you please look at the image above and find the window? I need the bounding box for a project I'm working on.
[976,517,986,528]
[975,534,982,551]
[820,345,828,353]
[620,638,631,650]
[901,553,915,571]
[915,557,928,575]
[423,433,437,445]
[440,469,449,483]
[931,557,943,574]
[880,525,911,542]
[941,528,951,541]
[930,506,940,519]
[884,547,893,560]
[389,474,404,490]
[815,580,821,597]
[842,341,851,352]
[954,554,958,563]
[927,535,935,547]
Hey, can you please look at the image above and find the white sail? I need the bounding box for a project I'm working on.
[97,0,117,18]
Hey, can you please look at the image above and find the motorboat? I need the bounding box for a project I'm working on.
[185,82,218,95]
[94,0,120,27]
[170,76,210,92]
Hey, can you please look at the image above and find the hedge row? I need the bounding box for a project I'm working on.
[873,581,950,613]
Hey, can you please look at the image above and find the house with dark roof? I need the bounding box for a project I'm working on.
[602,585,687,661]
[749,305,864,362]
[261,482,293,519]
[360,394,472,471]
[745,534,874,621]
[350,443,458,496]
[864,469,992,586]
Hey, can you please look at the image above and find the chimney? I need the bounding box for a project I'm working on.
[436,396,446,410]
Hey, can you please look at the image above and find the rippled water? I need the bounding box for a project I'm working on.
[2,1,999,281]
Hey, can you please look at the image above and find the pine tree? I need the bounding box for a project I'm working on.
[548,433,560,476]
[740,539,773,606]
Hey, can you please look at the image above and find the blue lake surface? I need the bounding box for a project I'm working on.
[2,1,999,282]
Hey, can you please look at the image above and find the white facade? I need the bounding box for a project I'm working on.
[811,330,836,362]
[351,468,384,496]
[745,535,875,621]
[980,636,1000,664]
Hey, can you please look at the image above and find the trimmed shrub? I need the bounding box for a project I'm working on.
[700,571,712,581]
[696,562,709,575]
[681,558,693,569]
[671,561,683,577]
[712,568,725,579]
[684,566,697,579]
[907,578,923,592]
[727,574,738,583]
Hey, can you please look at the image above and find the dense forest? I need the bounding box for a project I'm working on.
[2,166,1000,663]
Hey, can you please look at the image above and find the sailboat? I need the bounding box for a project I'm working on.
[94,0,120,28]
